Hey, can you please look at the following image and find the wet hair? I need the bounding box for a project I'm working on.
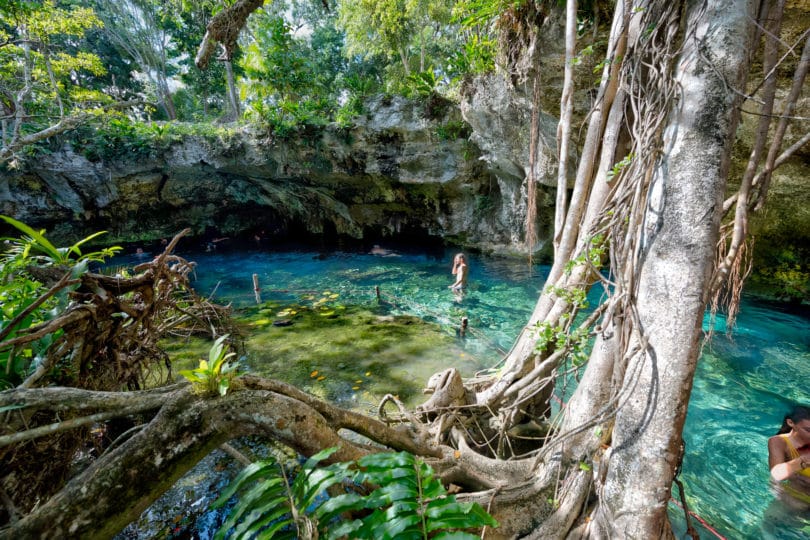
[777,405,810,434]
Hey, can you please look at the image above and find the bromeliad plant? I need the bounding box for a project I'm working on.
[213,447,498,539]
[179,335,240,396]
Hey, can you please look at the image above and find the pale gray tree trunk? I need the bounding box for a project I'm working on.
[595,0,761,535]
[224,58,241,121]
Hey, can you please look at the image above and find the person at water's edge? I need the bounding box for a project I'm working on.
[769,405,810,487]
[762,405,810,536]
[449,253,468,292]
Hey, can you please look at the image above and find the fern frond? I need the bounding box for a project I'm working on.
[214,449,498,539]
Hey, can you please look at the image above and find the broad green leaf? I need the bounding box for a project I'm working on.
[212,461,280,508]
[324,518,363,540]
[370,513,421,538]
[0,216,60,261]
[357,451,413,470]
[315,492,367,523]
[432,532,481,540]
[68,230,108,253]
[177,370,206,383]
[209,334,229,364]
[233,500,292,538]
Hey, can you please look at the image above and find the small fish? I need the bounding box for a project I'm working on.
[352,386,360,390]
[355,380,363,384]
[317,375,326,381]
[310,370,319,378]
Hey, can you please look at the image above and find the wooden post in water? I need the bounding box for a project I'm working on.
[253,274,261,304]
[375,285,381,303]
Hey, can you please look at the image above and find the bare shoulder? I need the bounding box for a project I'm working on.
[768,434,787,461]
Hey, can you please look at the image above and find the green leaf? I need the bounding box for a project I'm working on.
[233,501,292,538]
[432,532,482,540]
[213,449,497,540]
[177,370,206,383]
[209,334,229,364]
[67,230,108,253]
[315,493,367,524]
[324,518,363,540]
[0,216,60,261]
[212,461,280,508]
[370,512,421,538]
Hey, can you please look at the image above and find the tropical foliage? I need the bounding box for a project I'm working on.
[179,334,240,396]
[0,0,501,165]
[0,216,121,388]
[213,447,498,539]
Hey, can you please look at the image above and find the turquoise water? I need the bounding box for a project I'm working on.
[118,244,810,538]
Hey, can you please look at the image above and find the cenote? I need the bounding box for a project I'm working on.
[116,243,810,539]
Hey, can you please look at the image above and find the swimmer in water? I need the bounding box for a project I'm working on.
[449,253,468,292]
[762,405,810,537]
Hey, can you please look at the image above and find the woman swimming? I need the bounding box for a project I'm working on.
[768,405,810,491]
[762,405,810,538]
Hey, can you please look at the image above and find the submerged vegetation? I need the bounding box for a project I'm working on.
[168,297,473,407]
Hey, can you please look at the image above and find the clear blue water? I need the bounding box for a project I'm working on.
[116,244,810,538]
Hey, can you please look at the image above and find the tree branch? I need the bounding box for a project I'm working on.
[241,376,443,458]
[195,0,266,68]
[0,271,77,344]
[0,384,183,414]
[0,100,142,164]
[4,384,377,539]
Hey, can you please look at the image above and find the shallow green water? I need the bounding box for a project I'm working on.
[118,243,810,538]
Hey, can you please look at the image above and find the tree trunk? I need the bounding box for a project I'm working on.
[155,71,177,120]
[224,58,241,121]
[594,0,761,535]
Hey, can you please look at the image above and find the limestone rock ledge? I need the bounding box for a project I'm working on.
[0,94,555,256]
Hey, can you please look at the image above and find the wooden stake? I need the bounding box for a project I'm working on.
[253,274,261,304]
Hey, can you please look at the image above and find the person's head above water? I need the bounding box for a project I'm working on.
[777,405,810,441]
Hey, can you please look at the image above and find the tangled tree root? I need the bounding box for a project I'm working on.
[0,230,236,520]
